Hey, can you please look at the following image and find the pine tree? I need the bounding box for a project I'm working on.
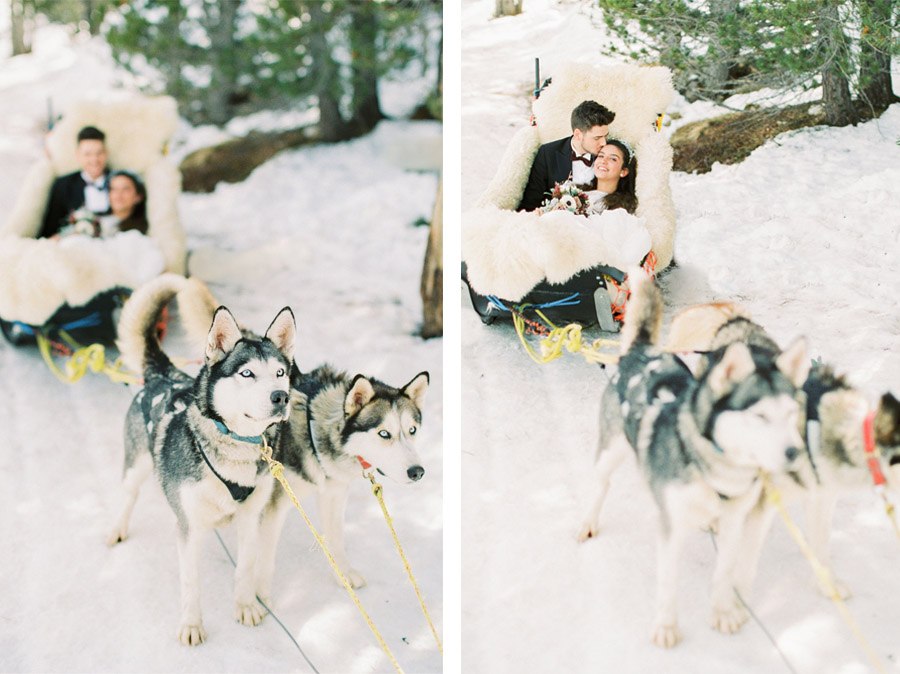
[597,0,896,124]
[106,0,440,130]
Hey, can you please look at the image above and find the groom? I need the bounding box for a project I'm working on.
[39,125,112,238]
[517,100,615,212]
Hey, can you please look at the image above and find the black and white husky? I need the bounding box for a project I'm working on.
[113,275,430,613]
[577,272,810,648]
[253,364,429,600]
[107,274,296,646]
[665,303,900,598]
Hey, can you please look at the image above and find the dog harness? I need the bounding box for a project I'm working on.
[199,420,265,502]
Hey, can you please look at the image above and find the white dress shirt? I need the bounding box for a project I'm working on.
[81,171,110,213]
[570,140,595,186]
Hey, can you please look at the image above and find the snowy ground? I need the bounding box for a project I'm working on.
[0,23,442,674]
[461,1,900,673]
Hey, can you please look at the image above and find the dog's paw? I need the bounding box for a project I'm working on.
[815,574,851,601]
[105,526,127,547]
[235,601,266,627]
[650,622,681,648]
[575,521,600,542]
[177,621,207,646]
[710,605,748,634]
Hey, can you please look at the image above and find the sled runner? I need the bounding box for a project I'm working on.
[462,62,677,330]
[0,95,186,346]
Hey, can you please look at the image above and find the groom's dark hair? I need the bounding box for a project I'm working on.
[571,101,615,132]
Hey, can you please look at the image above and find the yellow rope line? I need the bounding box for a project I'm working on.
[512,312,619,366]
[764,476,888,674]
[258,439,404,674]
[875,487,900,542]
[36,333,141,385]
[365,472,443,654]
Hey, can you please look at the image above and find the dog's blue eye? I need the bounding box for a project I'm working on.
[239,369,254,378]
[378,430,391,439]
[409,426,417,435]
[276,368,285,377]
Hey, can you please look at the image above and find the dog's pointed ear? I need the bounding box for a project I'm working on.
[875,392,900,446]
[402,371,430,407]
[345,375,376,417]
[206,307,242,364]
[776,337,810,388]
[707,342,755,396]
[264,307,296,361]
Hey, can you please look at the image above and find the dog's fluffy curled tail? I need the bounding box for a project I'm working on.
[117,273,219,373]
[619,269,663,354]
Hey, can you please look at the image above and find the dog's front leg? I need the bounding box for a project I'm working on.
[652,523,687,648]
[731,497,777,600]
[804,489,849,599]
[254,496,291,605]
[709,503,753,635]
[176,526,207,645]
[233,504,267,627]
[318,481,366,588]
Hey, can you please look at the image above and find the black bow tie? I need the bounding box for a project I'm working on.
[86,178,107,190]
[571,152,593,167]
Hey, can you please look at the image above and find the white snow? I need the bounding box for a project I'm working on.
[0,18,441,674]
[462,1,900,673]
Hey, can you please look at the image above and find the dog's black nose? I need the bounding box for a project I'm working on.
[407,465,425,482]
[785,446,800,462]
[271,390,289,405]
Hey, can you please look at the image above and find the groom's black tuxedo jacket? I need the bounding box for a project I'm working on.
[39,170,110,238]
[518,135,583,212]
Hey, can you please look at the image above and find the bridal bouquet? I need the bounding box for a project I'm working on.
[59,208,101,238]
[539,181,590,216]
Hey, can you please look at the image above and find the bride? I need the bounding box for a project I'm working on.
[540,138,651,272]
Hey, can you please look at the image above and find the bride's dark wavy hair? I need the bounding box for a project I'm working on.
[597,139,638,214]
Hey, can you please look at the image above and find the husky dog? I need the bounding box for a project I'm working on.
[250,365,429,600]
[152,275,431,601]
[665,303,900,597]
[107,273,296,646]
[576,272,810,648]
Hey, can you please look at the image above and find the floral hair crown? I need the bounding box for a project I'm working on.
[609,138,635,163]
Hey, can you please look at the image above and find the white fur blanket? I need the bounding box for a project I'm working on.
[462,206,651,301]
[0,232,165,325]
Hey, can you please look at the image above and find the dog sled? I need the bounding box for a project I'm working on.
[0,95,186,349]
[462,62,677,334]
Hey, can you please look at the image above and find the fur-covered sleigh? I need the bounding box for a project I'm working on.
[0,95,186,345]
[462,62,676,329]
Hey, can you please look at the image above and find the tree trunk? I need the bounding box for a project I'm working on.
[10,0,32,56]
[420,179,443,339]
[818,1,857,127]
[858,0,897,112]
[348,2,384,135]
[83,0,103,36]
[701,0,740,100]
[494,0,523,17]
[308,1,352,142]
[204,0,240,126]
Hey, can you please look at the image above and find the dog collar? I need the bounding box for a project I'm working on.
[863,411,886,487]
[213,419,264,445]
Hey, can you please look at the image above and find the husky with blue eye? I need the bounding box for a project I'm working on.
[106,273,296,646]
[251,364,430,598]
